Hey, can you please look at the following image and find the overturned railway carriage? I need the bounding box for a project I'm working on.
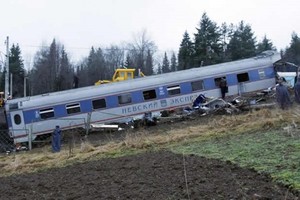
[3,51,281,144]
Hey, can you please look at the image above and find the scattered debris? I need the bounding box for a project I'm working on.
[90,124,124,131]
[283,120,298,137]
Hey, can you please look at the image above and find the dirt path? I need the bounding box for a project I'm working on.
[0,151,298,199]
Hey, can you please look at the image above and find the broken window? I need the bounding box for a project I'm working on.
[143,89,157,100]
[237,72,249,82]
[214,77,226,87]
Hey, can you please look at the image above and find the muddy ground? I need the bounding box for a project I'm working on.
[0,151,299,200]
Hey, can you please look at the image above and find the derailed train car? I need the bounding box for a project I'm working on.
[1,51,281,144]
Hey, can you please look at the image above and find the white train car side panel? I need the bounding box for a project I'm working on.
[5,51,281,144]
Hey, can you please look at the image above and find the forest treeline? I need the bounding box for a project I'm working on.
[1,12,300,97]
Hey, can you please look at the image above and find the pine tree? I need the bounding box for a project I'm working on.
[9,44,25,97]
[86,47,106,85]
[48,39,59,91]
[283,32,300,66]
[219,22,234,62]
[145,49,154,75]
[157,63,162,74]
[257,35,276,53]
[55,46,73,91]
[227,21,256,60]
[193,12,222,66]
[178,31,194,70]
[162,52,170,73]
[31,45,50,94]
[124,54,134,68]
[170,52,177,72]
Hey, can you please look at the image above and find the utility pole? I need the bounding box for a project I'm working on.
[24,72,27,97]
[10,73,13,98]
[4,36,9,100]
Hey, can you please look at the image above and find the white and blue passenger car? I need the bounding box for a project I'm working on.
[5,51,281,144]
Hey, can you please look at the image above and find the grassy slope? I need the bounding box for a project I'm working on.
[171,130,300,189]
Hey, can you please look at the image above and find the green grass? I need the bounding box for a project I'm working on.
[170,130,300,190]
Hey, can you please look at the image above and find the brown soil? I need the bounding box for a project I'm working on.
[0,150,298,200]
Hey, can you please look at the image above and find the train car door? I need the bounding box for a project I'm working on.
[237,72,250,95]
[238,83,246,95]
[10,110,26,137]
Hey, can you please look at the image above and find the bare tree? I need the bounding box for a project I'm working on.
[127,29,157,74]
[104,45,125,78]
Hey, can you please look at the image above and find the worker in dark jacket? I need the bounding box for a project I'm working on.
[276,78,291,109]
[52,125,61,152]
[219,78,228,99]
[294,76,300,104]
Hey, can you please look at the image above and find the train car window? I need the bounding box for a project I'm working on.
[9,103,18,110]
[66,103,81,114]
[258,69,266,79]
[39,108,54,119]
[214,77,226,87]
[191,80,204,91]
[143,89,157,100]
[237,72,249,82]
[167,85,181,96]
[92,98,106,109]
[118,93,132,105]
[14,114,21,125]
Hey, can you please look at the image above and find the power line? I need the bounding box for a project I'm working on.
[16,44,178,53]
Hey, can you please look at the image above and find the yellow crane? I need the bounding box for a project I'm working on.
[0,92,4,107]
[95,68,145,85]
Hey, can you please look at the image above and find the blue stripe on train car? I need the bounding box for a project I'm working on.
[248,69,260,81]
[180,82,192,94]
[55,105,67,117]
[265,66,275,78]
[157,86,168,98]
[203,78,215,90]
[23,110,37,124]
[80,99,92,113]
[106,95,118,108]
[226,74,237,86]
[131,91,143,103]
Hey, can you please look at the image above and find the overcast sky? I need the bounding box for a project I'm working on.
[0,0,299,68]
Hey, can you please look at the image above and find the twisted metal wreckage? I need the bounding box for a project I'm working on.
[184,90,276,115]
[139,88,278,127]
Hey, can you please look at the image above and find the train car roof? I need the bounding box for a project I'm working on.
[7,51,281,109]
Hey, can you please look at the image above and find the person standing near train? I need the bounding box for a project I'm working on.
[219,78,228,99]
[276,77,292,109]
[52,125,62,152]
[73,74,79,88]
[294,76,300,104]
